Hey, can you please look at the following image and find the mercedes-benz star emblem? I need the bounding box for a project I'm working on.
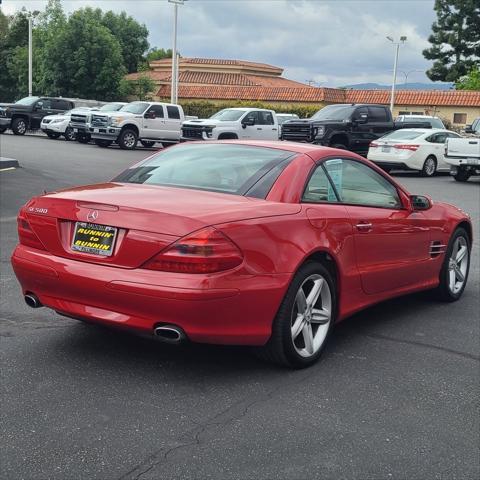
[87,210,99,222]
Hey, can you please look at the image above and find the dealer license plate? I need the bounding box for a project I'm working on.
[72,222,117,256]
[382,145,391,153]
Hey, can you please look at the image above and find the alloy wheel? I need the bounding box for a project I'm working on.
[124,132,136,148]
[423,157,436,176]
[448,236,469,294]
[290,274,331,358]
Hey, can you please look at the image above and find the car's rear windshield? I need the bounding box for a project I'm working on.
[380,130,425,141]
[114,144,295,198]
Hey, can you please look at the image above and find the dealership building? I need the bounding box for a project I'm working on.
[126,57,480,126]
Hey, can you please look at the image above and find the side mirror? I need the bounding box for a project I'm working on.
[144,111,156,119]
[464,125,473,134]
[242,118,255,128]
[35,104,43,111]
[410,195,432,211]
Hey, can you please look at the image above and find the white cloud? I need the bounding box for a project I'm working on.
[2,0,437,86]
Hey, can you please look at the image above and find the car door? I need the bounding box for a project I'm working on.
[349,106,373,155]
[323,158,431,295]
[143,105,166,139]
[239,111,259,139]
[164,105,182,140]
[256,111,278,140]
[31,99,54,129]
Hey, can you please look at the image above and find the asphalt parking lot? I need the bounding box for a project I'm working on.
[1,134,479,480]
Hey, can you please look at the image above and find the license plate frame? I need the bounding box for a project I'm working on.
[71,222,118,257]
[381,145,391,153]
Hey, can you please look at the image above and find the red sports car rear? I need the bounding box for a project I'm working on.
[12,141,472,368]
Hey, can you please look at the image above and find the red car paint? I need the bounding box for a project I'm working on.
[11,141,472,345]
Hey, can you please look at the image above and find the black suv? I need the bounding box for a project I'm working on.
[280,103,432,156]
[0,96,74,135]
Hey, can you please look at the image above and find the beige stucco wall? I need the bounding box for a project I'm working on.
[392,105,480,127]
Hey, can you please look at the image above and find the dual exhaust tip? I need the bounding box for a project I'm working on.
[153,325,186,344]
[25,293,185,345]
[25,293,42,309]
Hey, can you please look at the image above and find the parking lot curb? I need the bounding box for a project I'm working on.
[0,157,20,169]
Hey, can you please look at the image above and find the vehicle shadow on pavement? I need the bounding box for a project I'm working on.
[45,289,460,377]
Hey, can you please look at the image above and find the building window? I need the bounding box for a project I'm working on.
[453,113,467,124]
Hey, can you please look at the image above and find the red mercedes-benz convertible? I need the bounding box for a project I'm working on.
[12,141,472,367]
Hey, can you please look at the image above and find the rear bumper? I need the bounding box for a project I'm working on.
[370,160,412,170]
[11,245,291,346]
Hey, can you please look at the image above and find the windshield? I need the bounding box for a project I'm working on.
[101,103,125,112]
[311,105,355,121]
[120,102,149,114]
[210,109,246,121]
[15,96,40,106]
[380,130,425,141]
[113,144,294,197]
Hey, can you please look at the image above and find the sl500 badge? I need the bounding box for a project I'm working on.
[28,207,48,214]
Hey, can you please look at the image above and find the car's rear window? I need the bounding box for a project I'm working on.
[380,130,425,141]
[114,144,295,198]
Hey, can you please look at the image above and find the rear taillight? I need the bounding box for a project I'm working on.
[143,227,243,274]
[17,214,46,250]
[393,144,419,151]
[370,142,379,148]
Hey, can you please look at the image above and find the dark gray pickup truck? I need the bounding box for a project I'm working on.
[280,104,433,156]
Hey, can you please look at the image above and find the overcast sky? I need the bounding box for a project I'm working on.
[2,0,440,87]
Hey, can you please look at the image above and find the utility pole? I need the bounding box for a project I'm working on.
[387,36,407,113]
[28,15,32,97]
[168,0,186,104]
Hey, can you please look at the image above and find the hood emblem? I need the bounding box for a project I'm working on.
[87,210,99,222]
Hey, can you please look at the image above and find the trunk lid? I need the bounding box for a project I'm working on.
[24,183,300,268]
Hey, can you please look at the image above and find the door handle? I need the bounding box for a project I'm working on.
[356,222,372,232]
[257,128,263,130]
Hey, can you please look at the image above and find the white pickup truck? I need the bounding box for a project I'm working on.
[445,118,480,182]
[90,101,185,149]
[181,108,279,141]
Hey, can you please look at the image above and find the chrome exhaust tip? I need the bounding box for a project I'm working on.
[153,325,186,344]
[25,293,42,309]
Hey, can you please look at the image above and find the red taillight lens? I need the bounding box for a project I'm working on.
[370,142,379,148]
[17,214,46,250]
[143,227,243,274]
[393,144,419,151]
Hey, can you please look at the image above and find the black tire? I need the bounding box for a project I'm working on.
[46,132,61,139]
[140,140,155,148]
[330,143,347,150]
[77,133,91,144]
[94,139,112,148]
[118,128,138,150]
[64,127,76,142]
[12,117,27,135]
[434,227,471,302]
[256,261,336,368]
[453,169,471,182]
[421,155,437,177]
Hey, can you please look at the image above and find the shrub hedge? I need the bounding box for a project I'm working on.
[164,99,323,119]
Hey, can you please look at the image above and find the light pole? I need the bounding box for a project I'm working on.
[26,10,39,97]
[168,0,186,104]
[386,35,407,113]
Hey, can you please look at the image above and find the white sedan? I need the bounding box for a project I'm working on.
[367,129,462,177]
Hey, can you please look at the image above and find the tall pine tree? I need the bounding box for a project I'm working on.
[423,0,480,82]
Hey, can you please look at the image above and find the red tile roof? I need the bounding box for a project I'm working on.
[150,57,282,73]
[155,83,480,107]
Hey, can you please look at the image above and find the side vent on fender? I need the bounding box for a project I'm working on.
[430,241,447,258]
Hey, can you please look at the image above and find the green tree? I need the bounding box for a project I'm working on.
[46,8,125,100]
[146,47,174,62]
[118,73,156,101]
[101,10,149,73]
[423,0,480,82]
[456,66,480,90]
